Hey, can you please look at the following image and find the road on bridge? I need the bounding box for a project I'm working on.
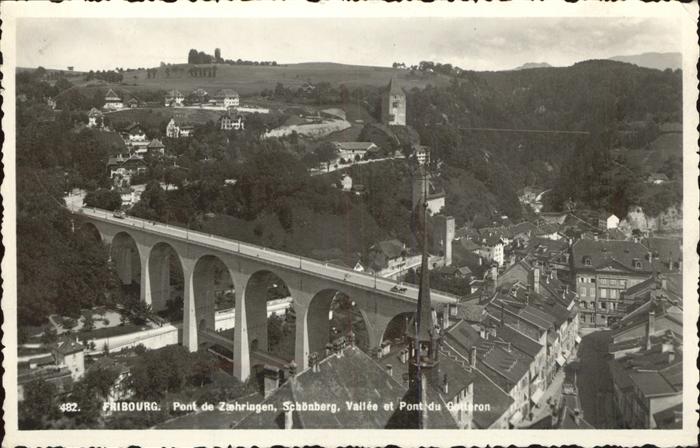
[77,207,461,307]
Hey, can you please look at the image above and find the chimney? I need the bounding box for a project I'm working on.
[478,256,483,266]
[491,265,498,285]
[533,268,540,294]
[283,403,294,429]
[661,277,667,290]
[442,373,449,394]
[442,305,450,330]
[470,346,477,369]
[385,364,393,378]
[646,310,655,351]
[646,251,653,262]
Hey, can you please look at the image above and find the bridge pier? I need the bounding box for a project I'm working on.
[182,261,198,352]
[294,301,310,372]
[233,272,251,381]
[138,247,152,307]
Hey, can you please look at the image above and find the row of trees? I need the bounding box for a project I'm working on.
[188,66,218,78]
[188,48,223,64]
[84,70,124,83]
[187,48,278,66]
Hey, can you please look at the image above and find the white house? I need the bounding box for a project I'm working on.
[51,337,85,381]
[87,108,104,128]
[340,173,353,191]
[166,118,180,138]
[103,89,124,111]
[219,113,245,131]
[164,90,185,107]
[334,141,378,162]
[478,235,504,267]
[215,89,240,108]
[606,214,620,230]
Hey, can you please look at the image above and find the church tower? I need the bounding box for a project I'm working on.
[381,78,407,126]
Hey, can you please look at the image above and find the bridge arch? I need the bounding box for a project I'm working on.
[79,221,103,243]
[244,270,295,367]
[306,288,371,358]
[380,312,414,346]
[192,254,236,335]
[148,242,185,315]
[110,232,142,288]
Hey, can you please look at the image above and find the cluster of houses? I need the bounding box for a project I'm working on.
[106,122,170,188]
[164,88,240,109]
[18,334,132,409]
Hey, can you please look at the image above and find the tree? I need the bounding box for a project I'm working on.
[315,142,339,171]
[19,378,60,429]
[188,49,199,64]
[214,48,222,63]
[84,188,122,211]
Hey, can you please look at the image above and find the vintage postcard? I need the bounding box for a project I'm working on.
[2,1,698,447]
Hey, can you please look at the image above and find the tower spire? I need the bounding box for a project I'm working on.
[404,149,441,429]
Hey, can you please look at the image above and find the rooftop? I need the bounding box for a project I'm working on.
[571,239,653,272]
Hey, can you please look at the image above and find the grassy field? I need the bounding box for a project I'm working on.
[42,62,449,97]
[106,107,226,128]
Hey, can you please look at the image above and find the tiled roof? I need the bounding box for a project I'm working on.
[53,337,84,355]
[643,237,682,262]
[371,239,405,259]
[105,89,121,101]
[215,88,239,98]
[571,239,653,272]
[147,139,164,149]
[457,303,486,323]
[653,403,683,429]
[235,346,458,429]
[386,78,404,96]
[510,221,537,236]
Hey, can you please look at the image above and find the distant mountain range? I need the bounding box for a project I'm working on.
[512,62,552,70]
[608,52,681,71]
[513,52,681,72]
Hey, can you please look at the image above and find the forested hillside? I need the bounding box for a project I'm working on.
[406,60,683,220]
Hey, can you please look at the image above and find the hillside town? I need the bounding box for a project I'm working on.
[15,37,688,434]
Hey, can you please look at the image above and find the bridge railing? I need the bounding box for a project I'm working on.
[78,207,462,304]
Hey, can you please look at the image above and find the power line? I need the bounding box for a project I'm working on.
[459,126,589,135]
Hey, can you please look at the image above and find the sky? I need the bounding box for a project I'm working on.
[16,17,681,72]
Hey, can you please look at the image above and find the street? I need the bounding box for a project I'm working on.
[576,330,618,428]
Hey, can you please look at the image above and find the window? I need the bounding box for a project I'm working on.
[600,302,607,309]
[583,256,592,266]
[579,287,587,297]
[600,278,608,286]
[600,288,608,299]
[610,279,617,286]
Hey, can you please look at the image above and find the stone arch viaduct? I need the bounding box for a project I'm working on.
[77,208,458,381]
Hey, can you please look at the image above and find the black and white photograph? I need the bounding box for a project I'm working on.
[3,2,698,447]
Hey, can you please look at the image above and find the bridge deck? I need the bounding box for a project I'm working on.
[77,207,461,306]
